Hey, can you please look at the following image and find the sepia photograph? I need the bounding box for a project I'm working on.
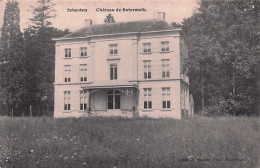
[0,0,259,167]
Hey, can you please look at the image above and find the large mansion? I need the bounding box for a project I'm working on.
[53,13,194,119]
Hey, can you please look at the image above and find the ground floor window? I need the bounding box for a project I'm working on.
[107,90,120,109]
[80,90,88,110]
[162,87,171,109]
[143,88,152,109]
[64,91,71,110]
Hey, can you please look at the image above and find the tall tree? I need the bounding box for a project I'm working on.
[104,13,115,23]
[183,0,260,116]
[0,0,27,116]
[29,0,56,29]
[24,0,70,116]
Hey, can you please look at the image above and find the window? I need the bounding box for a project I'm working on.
[64,65,71,82]
[144,88,152,109]
[108,90,120,109]
[80,90,88,110]
[161,41,169,52]
[64,91,71,111]
[65,48,71,58]
[143,60,151,79]
[110,64,117,80]
[162,59,170,78]
[109,44,118,55]
[162,87,171,109]
[143,42,151,53]
[80,47,87,57]
[79,64,87,82]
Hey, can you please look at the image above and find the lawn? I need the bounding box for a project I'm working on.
[0,116,259,168]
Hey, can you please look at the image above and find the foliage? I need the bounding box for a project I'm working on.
[0,117,259,168]
[104,13,115,23]
[23,27,70,116]
[0,0,27,115]
[29,0,56,29]
[21,0,70,116]
[182,0,260,116]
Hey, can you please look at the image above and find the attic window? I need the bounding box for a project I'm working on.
[80,47,87,57]
[109,44,118,55]
[143,43,151,53]
[161,41,169,52]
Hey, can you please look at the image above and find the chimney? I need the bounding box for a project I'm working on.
[85,19,93,27]
[157,12,165,21]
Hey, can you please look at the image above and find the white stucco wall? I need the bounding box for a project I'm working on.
[53,29,187,119]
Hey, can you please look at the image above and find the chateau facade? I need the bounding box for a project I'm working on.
[53,14,193,119]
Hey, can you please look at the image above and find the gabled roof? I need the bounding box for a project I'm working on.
[63,20,173,38]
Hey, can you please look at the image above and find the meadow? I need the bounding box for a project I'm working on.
[0,116,259,168]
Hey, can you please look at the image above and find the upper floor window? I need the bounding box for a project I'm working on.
[64,65,71,82]
[64,91,71,111]
[143,60,151,79]
[143,42,151,53]
[80,90,88,110]
[162,87,171,109]
[65,48,71,58]
[161,41,169,52]
[144,88,152,109]
[162,59,170,78]
[79,64,87,82]
[109,44,118,55]
[110,64,117,80]
[80,47,87,57]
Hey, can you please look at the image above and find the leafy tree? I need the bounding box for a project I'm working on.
[104,13,115,23]
[23,0,70,116]
[0,0,27,116]
[29,0,56,29]
[183,0,260,116]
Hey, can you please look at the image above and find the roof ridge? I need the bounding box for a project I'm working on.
[63,20,172,38]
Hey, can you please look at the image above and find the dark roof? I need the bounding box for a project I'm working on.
[64,20,174,38]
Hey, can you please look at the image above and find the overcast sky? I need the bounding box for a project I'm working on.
[0,0,199,32]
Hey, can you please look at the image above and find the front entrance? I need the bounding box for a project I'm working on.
[107,90,120,109]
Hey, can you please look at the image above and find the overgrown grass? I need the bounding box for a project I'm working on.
[0,116,259,168]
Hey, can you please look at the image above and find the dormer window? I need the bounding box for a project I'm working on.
[109,44,118,55]
[65,48,71,58]
[143,42,151,53]
[80,47,87,57]
[161,41,169,52]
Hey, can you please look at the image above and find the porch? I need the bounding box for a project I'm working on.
[81,82,139,118]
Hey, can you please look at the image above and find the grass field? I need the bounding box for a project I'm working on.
[0,116,259,168]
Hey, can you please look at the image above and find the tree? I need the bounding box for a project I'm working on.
[104,13,115,23]
[182,0,260,116]
[23,0,70,116]
[0,0,27,116]
[29,0,56,29]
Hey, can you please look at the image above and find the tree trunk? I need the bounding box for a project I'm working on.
[232,63,235,95]
[30,105,32,117]
[201,68,205,116]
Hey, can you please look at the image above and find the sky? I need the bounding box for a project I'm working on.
[0,0,199,32]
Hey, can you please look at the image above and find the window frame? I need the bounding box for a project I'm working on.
[64,65,71,83]
[65,48,71,58]
[162,87,171,109]
[162,59,170,78]
[79,64,87,82]
[80,47,87,57]
[110,64,118,80]
[80,90,88,111]
[161,41,169,52]
[64,91,71,111]
[109,44,118,56]
[143,88,152,109]
[143,42,152,54]
[143,60,151,79]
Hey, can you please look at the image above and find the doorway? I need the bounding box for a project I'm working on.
[107,90,120,109]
